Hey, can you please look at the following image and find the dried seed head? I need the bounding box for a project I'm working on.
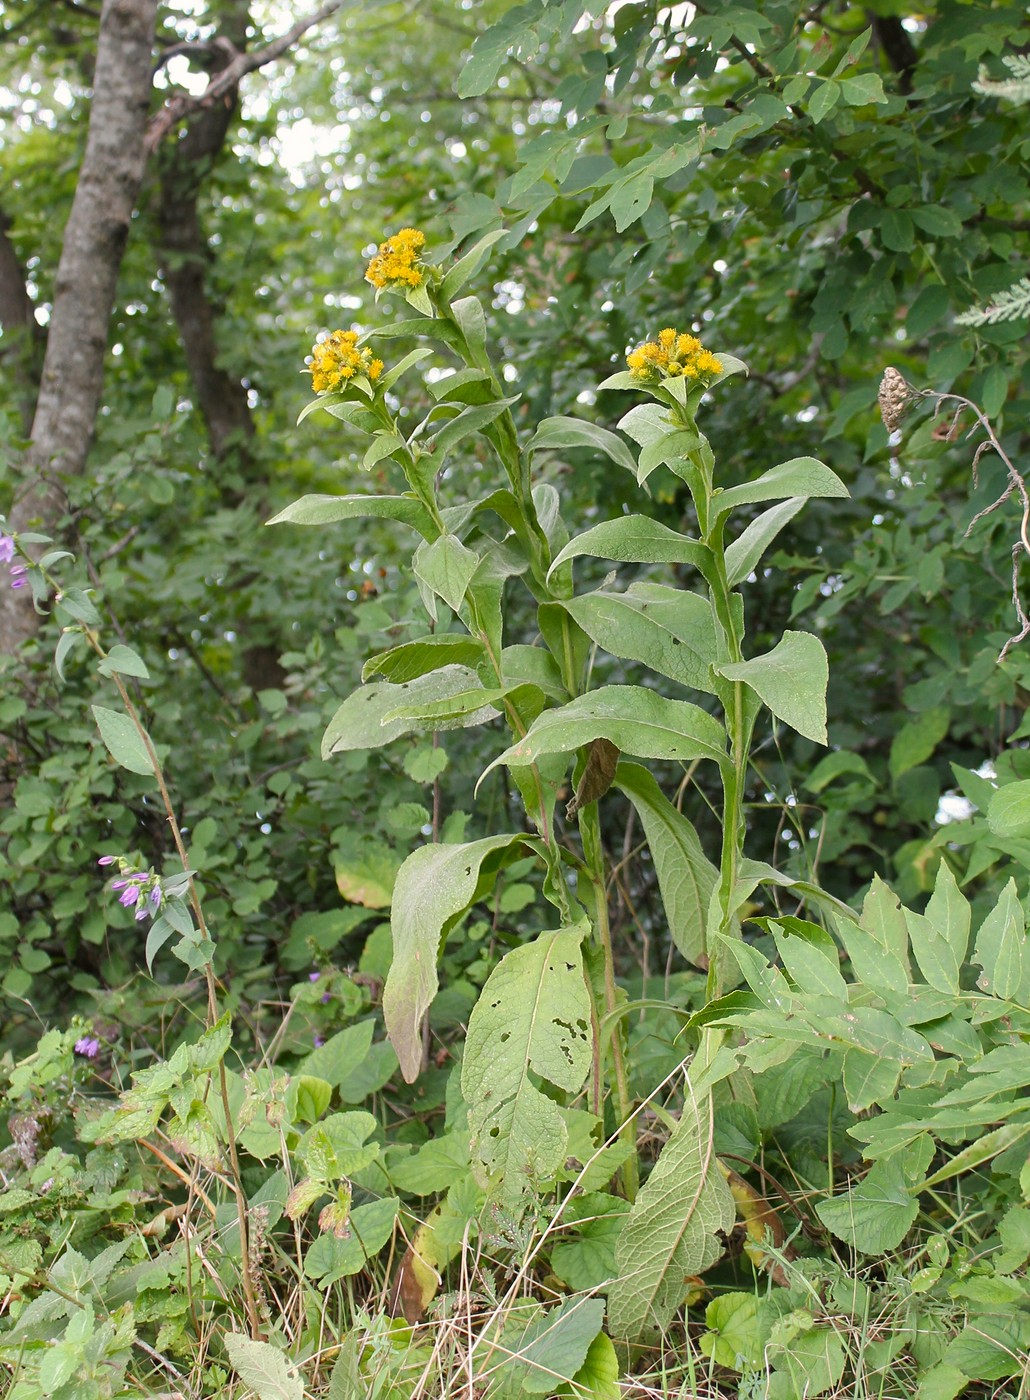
[878,366,912,432]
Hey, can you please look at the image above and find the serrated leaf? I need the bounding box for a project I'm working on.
[462,924,592,1200]
[615,762,717,964]
[91,705,155,777]
[816,1154,920,1253]
[906,862,969,994]
[716,631,828,744]
[385,835,528,1082]
[973,879,1030,1002]
[608,1086,735,1341]
[223,1334,303,1400]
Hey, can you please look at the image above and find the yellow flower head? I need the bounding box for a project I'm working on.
[627,326,722,384]
[306,330,384,394]
[364,227,426,290]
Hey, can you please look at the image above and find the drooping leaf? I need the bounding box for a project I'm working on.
[385,834,528,1082]
[413,534,480,613]
[716,631,828,744]
[547,514,713,581]
[615,762,717,965]
[481,685,726,790]
[527,414,639,475]
[608,1086,735,1341]
[560,583,719,695]
[321,666,498,759]
[566,738,620,818]
[462,924,592,1200]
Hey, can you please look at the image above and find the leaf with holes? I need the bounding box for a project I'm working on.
[462,924,592,1201]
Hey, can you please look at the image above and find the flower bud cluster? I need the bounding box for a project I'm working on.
[99,854,163,922]
[307,330,384,393]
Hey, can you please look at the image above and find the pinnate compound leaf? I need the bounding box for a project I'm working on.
[223,1335,303,1400]
[481,685,726,790]
[713,457,849,518]
[615,762,717,965]
[905,861,969,994]
[385,835,528,1082]
[91,705,155,777]
[608,1087,735,1342]
[462,924,592,1201]
[547,514,713,581]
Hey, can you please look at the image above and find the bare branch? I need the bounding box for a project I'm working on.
[145,0,347,154]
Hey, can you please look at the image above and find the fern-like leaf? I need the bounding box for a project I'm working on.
[955,276,1030,327]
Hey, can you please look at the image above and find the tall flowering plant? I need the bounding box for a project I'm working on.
[274,226,847,1342]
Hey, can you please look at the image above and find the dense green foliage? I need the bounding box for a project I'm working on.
[1,1,1029,1396]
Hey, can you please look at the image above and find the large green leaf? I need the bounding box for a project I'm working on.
[462,924,592,1200]
[321,666,498,759]
[91,705,156,778]
[608,1086,735,1341]
[713,457,849,518]
[816,1139,932,1254]
[560,584,719,695]
[385,835,528,1082]
[615,763,717,964]
[716,631,828,744]
[973,879,1030,1003]
[547,515,713,581]
[490,1296,607,1397]
[266,493,435,537]
[481,685,726,788]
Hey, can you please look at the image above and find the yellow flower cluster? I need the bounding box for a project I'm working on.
[307,330,383,393]
[364,227,426,290]
[627,327,722,383]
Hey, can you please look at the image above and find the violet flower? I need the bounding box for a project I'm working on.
[74,1036,100,1059]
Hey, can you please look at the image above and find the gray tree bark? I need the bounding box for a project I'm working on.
[1,0,156,656]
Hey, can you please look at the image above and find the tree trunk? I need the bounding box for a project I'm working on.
[0,0,156,656]
[0,205,45,435]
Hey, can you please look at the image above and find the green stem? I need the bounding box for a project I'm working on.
[579,802,638,1200]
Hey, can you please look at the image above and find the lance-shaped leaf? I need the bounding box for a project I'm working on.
[431,396,519,458]
[615,762,717,964]
[362,634,486,684]
[608,1086,735,1342]
[716,630,829,744]
[440,228,509,303]
[385,835,529,1082]
[413,534,480,614]
[724,497,806,586]
[547,515,713,582]
[462,924,592,1200]
[267,493,435,539]
[480,685,726,790]
[321,666,497,760]
[713,457,849,518]
[527,415,639,475]
[560,583,719,696]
